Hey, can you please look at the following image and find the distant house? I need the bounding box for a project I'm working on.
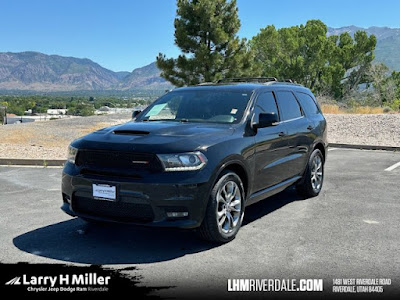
[47,109,68,115]
[6,114,36,124]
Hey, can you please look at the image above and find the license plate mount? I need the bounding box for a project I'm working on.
[92,184,116,201]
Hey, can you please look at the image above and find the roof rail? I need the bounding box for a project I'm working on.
[217,77,278,84]
[284,79,293,83]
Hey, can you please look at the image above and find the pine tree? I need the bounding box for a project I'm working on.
[156,0,254,86]
[250,20,376,98]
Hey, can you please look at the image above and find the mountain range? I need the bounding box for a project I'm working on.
[327,26,400,71]
[0,51,172,92]
[0,26,399,93]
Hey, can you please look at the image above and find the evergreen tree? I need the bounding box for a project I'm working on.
[157,0,254,86]
[250,20,377,99]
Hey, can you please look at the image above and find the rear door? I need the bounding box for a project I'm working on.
[253,91,290,192]
[275,90,311,179]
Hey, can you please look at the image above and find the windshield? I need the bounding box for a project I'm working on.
[136,90,252,124]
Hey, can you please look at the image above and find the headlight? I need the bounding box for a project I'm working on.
[67,145,78,164]
[157,152,207,171]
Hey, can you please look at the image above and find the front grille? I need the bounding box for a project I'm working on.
[75,150,162,171]
[73,196,154,222]
[80,169,142,179]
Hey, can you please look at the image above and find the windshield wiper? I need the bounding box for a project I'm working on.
[146,119,176,122]
[141,118,190,122]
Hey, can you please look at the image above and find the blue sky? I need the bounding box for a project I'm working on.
[0,0,399,71]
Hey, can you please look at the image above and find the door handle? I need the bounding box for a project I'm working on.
[307,125,314,130]
[278,132,286,137]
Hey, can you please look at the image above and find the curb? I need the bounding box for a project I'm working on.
[0,159,65,167]
[328,143,400,151]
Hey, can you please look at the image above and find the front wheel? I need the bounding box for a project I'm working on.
[296,149,324,198]
[197,170,245,243]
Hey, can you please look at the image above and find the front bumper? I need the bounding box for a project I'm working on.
[61,163,212,229]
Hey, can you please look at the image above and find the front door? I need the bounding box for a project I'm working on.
[253,91,291,192]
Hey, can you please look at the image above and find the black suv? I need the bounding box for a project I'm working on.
[61,78,327,243]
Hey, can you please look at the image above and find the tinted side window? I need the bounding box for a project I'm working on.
[275,91,302,121]
[255,92,279,115]
[295,92,320,116]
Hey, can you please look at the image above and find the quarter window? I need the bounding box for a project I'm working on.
[295,92,320,115]
[275,91,302,121]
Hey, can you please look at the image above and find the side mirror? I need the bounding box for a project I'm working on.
[254,112,279,129]
[132,110,142,119]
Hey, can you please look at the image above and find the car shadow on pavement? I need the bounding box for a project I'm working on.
[242,187,304,226]
[13,187,303,265]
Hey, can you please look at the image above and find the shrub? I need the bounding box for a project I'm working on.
[351,106,384,114]
[321,104,343,114]
[383,106,393,113]
[391,99,400,112]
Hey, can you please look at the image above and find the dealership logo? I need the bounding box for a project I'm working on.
[5,277,21,285]
[4,273,110,287]
[227,279,323,292]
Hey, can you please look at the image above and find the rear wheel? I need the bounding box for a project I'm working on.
[197,170,245,243]
[296,149,324,198]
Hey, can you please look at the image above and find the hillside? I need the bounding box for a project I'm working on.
[0,52,171,92]
[119,62,173,90]
[0,52,119,91]
[328,26,400,70]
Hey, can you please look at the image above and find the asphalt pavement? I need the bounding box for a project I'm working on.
[0,148,399,298]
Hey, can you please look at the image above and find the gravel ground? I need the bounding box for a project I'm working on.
[324,114,400,147]
[0,113,131,159]
[0,113,399,159]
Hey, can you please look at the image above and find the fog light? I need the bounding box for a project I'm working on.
[167,212,189,218]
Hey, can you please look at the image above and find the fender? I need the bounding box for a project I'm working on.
[208,154,252,199]
[297,139,327,185]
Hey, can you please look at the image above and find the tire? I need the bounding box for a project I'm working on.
[197,170,245,243]
[296,149,324,198]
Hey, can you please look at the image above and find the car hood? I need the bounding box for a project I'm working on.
[73,121,236,153]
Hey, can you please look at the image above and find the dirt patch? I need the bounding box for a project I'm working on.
[79,122,115,136]
[325,114,400,147]
[0,113,131,159]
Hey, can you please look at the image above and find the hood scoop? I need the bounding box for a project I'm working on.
[113,130,150,135]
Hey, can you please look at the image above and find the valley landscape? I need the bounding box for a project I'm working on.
[0,25,399,94]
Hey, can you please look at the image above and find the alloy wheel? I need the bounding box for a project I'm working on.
[311,154,323,192]
[216,180,242,234]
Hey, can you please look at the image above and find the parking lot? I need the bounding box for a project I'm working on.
[0,148,399,298]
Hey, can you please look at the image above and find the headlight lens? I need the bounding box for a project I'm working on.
[157,152,207,171]
[67,145,78,164]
